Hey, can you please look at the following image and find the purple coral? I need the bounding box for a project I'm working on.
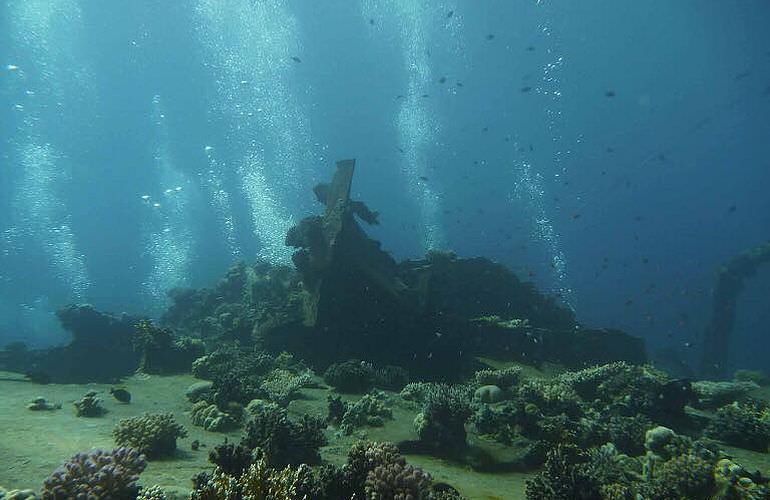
[41,447,147,500]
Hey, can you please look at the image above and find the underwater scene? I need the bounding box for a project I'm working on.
[1,1,770,499]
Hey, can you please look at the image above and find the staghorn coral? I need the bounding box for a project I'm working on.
[41,447,146,500]
[73,391,106,417]
[706,400,770,452]
[190,401,238,432]
[241,402,326,467]
[112,413,187,458]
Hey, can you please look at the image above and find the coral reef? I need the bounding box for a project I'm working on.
[0,488,37,500]
[73,391,106,417]
[692,380,759,409]
[240,402,326,467]
[185,381,214,403]
[324,359,377,393]
[190,401,238,432]
[136,485,167,500]
[734,369,770,386]
[414,384,474,454]
[190,457,315,500]
[474,385,505,404]
[473,366,522,389]
[706,400,770,452]
[41,447,146,500]
[259,368,311,405]
[112,413,187,458]
[191,347,309,408]
[133,320,204,374]
[338,391,393,435]
[27,397,61,411]
[364,459,433,500]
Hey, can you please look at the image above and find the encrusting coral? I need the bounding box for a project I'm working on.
[41,447,146,500]
[112,412,187,458]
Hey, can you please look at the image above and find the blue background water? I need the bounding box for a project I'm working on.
[1,1,769,374]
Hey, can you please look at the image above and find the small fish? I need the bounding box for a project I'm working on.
[606,147,615,152]
[395,94,406,100]
[624,299,633,306]
[369,18,375,25]
[421,93,429,98]
[520,86,532,93]
[446,10,454,18]
[572,214,581,220]
[397,147,405,153]
[526,46,535,52]
[642,257,649,264]
[734,70,750,80]
[140,195,150,201]
[727,204,737,213]
[438,76,446,84]
[110,387,131,403]
[482,127,488,132]
[683,341,693,348]
[291,56,301,63]
[486,34,495,40]
[456,82,464,87]
[6,64,19,71]
[605,90,616,97]
[419,176,429,181]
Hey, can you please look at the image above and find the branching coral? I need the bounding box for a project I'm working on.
[112,413,187,458]
[241,403,326,467]
[259,368,311,405]
[473,366,522,389]
[41,448,146,500]
[414,384,474,454]
[339,392,393,435]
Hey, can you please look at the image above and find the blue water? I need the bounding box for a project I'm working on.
[1,1,769,372]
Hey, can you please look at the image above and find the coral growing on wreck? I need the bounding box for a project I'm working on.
[41,447,146,500]
[112,413,187,458]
